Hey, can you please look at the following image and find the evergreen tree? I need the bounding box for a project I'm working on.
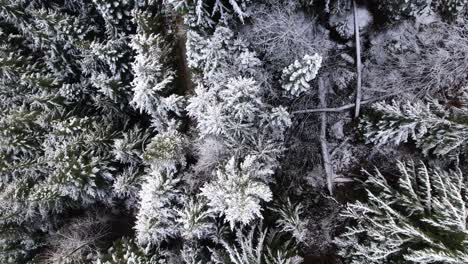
[135,167,182,246]
[281,54,323,97]
[363,98,468,156]
[201,156,273,228]
[336,161,468,263]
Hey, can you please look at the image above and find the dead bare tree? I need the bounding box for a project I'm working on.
[353,0,362,118]
[318,78,334,195]
[39,213,110,264]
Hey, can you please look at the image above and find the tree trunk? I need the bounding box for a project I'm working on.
[353,0,362,118]
[318,78,334,195]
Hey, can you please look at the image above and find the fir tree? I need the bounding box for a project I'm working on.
[201,156,273,229]
[281,54,323,97]
[336,161,468,263]
[363,98,468,156]
[135,167,182,246]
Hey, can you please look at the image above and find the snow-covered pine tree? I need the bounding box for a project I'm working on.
[188,76,290,166]
[201,156,273,229]
[336,161,468,263]
[129,13,184,130]
[363,98,468,156]
[92,0,134,37]
[188,77,291,228]
[185,26,263,84]
[281,53,323,97]
[143,129,187,171]
[135,167,182,246]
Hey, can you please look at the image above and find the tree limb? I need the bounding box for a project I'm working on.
[331,137,350,158]
[292,91,402,115]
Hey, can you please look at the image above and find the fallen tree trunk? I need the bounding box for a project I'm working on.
[318,78,334,196]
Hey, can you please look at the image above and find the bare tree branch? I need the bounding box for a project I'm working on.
[331,137,350,158]
[291,91,404,115]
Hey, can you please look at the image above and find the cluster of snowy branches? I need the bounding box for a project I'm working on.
[336,161,468,263]
[363,95,468,156]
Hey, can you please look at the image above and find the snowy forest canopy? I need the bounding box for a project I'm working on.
[0,0,468,263]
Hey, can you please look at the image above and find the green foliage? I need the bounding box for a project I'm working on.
[0,1,144,261]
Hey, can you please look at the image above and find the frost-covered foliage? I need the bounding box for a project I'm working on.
[42,213,109,264]
[135,168,181,246]
[112,127,147,165]
[96,238,159,264]
[281,54,322,97]
[130,10,183,131]
[211,223,303,264]
[143,129,187,170]
[363,98,468,156]
[364,22,468,96]
[193,137,228,174]
[189,77,290,152]
[2,0,467,262]
[184,3,312,258]
[336,161,468,263]
[244,1,331,68]
[0,1,152,261]
[201,156,273,228]
[371,0,434,21]
[271,199,308,243]
[433,0,468,19]
[186,26,264,83]
[93,0,134,37]
[370,0,468,21]
[177,198,215,240]
[166,0,252,25]
[328,6,373,40]
[187,27,291,229]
